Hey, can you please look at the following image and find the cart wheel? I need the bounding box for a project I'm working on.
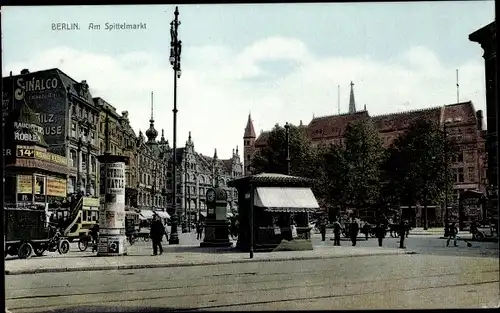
[58,240,70,254]
[34,246,46,257]
[129,236,136,245]
[78,239,89,252]
[143,236,150,242]
[18,242,33,259]
[475,232,485,242]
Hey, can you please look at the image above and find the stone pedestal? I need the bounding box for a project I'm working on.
[96,154,129,256]
[200,186,233,248]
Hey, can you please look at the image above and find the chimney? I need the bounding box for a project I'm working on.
[476,110,484,131]
[20,69,30,75]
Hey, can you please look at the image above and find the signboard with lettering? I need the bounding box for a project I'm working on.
[47,177,67,197]
[17,175,33,194]
[15,147,67,166]
[2,70,68,156]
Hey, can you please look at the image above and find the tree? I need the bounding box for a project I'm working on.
[386,118,457,228]
[251,123,318,178]
[342,120,385,212]
[315,142,350,216]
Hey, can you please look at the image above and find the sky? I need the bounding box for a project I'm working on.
[1,2,495,160]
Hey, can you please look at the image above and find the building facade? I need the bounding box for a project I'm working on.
[2,68,100,197]
[176,133,243,223]
[244,83,487,221]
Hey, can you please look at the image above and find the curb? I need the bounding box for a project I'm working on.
[4,250,418,276]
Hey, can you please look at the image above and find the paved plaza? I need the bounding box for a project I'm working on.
[5,253,499,312]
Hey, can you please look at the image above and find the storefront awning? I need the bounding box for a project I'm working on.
[140,210,155,220]
[254,187,319,213]
[200,212,207,217]
[227,212,233,217]
[155,211,170,219]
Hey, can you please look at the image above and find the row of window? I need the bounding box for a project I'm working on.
[452,167,479,183]
[69,150,97,173]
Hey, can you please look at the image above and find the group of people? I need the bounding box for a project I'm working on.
[317,216,408,248]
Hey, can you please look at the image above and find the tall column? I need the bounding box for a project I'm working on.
[97,154,129,256]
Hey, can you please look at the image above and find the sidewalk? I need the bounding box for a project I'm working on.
[5,243,417,276]
[409,227,469,236]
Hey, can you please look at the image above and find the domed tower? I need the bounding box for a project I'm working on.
[145,91,158,144]
[243,113,256,175]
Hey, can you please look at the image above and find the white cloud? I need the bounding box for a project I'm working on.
[4,37,486,160]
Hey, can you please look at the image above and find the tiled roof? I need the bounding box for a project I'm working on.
[307,111,369,140]
[371,106,442,132]
[303,101,477,141]
[228,173,314,188]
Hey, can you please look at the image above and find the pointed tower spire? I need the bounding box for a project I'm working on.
[244,114,256,139]
[236,145,239,155]
[348,81,356,114]
[146,91,158,143]
[188,131,192,142]
[213,148,218,159]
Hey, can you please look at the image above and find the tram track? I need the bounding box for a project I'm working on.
[6,267,499,311]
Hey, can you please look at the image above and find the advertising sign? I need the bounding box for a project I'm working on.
[98,161,127,256]
[97,237,108,253]
[47,177,67,197]
[2,70,68,156]
[17,175,33,194]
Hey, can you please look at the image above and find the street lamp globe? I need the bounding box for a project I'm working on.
[169,54,175,65]
[176,70,182,78]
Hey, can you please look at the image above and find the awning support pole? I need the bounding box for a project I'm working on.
[250,183,254,259]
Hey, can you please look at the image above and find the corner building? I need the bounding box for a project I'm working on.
[2,68,100,197]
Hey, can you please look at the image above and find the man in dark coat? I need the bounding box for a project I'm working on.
[319,217,327,241]
[332,219,342,246]
[150,214,165,255]
[399,218,406,249]
[90,224,99,252]
[362,222,371,241]
[196,221,203,240]
[375,223,386,247]
[350,219,360,246]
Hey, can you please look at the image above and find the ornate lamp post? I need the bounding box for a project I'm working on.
[284,122,291,175]
[169,6,182,244]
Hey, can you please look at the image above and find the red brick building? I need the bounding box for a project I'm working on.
[243,84,487,222]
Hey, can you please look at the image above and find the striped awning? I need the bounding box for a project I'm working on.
[140,210,155,220]
[155,211,170,219]
[254,187,319,213]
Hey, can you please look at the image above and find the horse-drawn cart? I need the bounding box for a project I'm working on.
[4,207,70,259]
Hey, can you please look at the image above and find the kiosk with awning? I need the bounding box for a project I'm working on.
[228,173,320,254]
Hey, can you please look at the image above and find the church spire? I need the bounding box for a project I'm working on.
[348,81,356,114]
[146,91,158,143]
[244,113,256,139]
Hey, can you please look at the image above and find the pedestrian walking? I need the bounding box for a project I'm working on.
[362,222,370,241]
[350,220,359,246]
[90,224,99,253]
[446,221,458,247]
[398,218,406,249]
[150,215,165,255]
[375,223,386,247]
[196,221,203,240]
[332,219,342,246]
[319,218,327,242]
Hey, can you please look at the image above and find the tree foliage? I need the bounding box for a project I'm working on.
[251,123,317,178]
[384,119,457,210]
[342,120,386,210]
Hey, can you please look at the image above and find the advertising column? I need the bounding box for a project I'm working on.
[97,155,128,256]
